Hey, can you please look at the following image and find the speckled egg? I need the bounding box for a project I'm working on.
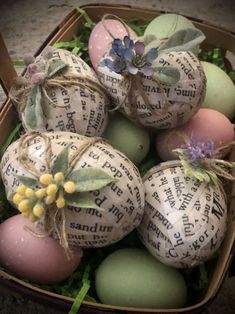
[0,214,83,284]
[88,19,137,71]
[155,108,234,161]
[95,248,187,308]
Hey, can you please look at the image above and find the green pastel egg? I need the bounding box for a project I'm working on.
[95,248,187,308]
[201,61,235,119]
[144,13,199,55]
[103,113,150,165]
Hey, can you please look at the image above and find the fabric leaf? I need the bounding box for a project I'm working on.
[51,144,71,175]
[46,59,68,78]
[68,168,117,192]
[66,192,105,211]
[152,66,180,85]
[159,28,205,53]
[16,175,38,187]
[24,86,44,129]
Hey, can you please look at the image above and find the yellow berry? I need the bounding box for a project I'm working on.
[45,195,55,205]
[33,204,45,218]
[16,185,26,196]
[56,197,66,209]
[35,188,47,199]
[64,181,76,194]
[28,213,37,222]
[39,173,53,185]
[25,188,35,199]
[18,199,31,213]
[54,172,64,184]
[46,184,58,196]
[12,193,24,205]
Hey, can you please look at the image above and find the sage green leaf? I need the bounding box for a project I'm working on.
[68,168,117,192]
[159,28,205,53]
[144,37,163,53]
[46,59,68,78]
[152,66,180,85]
[24,86,44,129]
[51,144,71,175]
[143,34,158,46]
[16,175,38,187]
[66,192,105,211]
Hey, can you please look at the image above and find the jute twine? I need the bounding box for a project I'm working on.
[101,14,170,122]
[18,131,104,258]
[9,64,110,114]
[166,131,235,182]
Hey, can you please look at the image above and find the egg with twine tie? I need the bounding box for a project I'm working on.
[97,27,206,129]
[137,144,231,267]
[9,47,109,137]
[0,131,145,255]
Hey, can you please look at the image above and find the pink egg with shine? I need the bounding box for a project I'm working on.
[155,108,234,161]
[0,214,83,284]
[88,19,137,71]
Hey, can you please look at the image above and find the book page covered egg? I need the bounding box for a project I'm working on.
[0,214,83,284]
[138,162,227,268]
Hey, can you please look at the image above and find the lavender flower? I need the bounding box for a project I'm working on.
[101,36,158,76]
[181,141,215,163]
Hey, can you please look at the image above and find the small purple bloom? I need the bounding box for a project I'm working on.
[24,55,35,65]
[101,35,158,76]
[31,72,45,85]
[181,141,215,163]
[27,63,39,75]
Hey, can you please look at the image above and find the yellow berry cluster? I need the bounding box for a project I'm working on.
[12,172,76,222]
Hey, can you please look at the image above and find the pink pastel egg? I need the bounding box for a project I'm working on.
[0,214,83,284]
[88,19,137,71]
[155,108,234,161]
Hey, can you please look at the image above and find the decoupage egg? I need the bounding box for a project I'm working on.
[144,13,199,55]
[98,50,206,129]
[1,131,145,249]
[10,47,109,137]
[0,214,83,284]
[138,161,227,268]
[155,108,234,161]
[95,248,187,308]
[103,112,150,165]
[201,61,235,119]
[88,19,137,71]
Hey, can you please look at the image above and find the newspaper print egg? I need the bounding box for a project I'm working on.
[98,51,206,129]
[137,161,227,268]
[1,131,145,248]
[18,48,109,137]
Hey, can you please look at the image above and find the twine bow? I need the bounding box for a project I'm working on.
[16,131,104,258]
[9,49,109,130]
[171,131,235,187]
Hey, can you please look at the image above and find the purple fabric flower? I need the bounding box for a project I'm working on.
[181,141,215,163]
[101,35,158,76]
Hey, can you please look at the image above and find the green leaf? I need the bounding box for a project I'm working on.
[159,28,205,53]
[66,192,105,211]
[152,66,180,85]
[16,175,38,187]
[68,265,91,314]
[24,86,45,129]
[51,144,71,175]
[68,168,117,192]
[46,59,68,78]
[0,123,22,158]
